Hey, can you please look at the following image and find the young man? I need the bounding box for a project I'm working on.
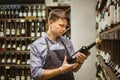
[30,9,90,80]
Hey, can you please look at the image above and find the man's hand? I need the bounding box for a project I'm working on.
[60,56,76,74]
[72,51,91,72]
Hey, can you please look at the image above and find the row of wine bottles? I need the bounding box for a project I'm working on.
[97,49,120,79]
[96,0,120,34]
[0,52,30,65]
[98,39,120,65]
[0,41,31,52]
[0,4,46,19]
[0,19,46,37]
[100,29,120,40]
[0,67,32,80]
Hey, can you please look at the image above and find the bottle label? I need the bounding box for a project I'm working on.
[0,32,4,37]
[19,12,22,17]
[12,44,16,48]
[6,29,10,35]
[11,29,15,35]
[21,29,25,34]
[1,58,5,64]
[37,33,40,37]
[21,76,25,80]
[12,58,16,63]
[16,76,20,80]
[27,76,31,80]
[27,59,30,64]
[38,11,42,17]
[28,12,31,16]
[11,78,15,80]
[31,32,35,37]
[24,12,27,17]
[33,12,37,16]
[1,76,5,80]
[22,45,26,51]
[7,58,11,64]
[17,60,20,65]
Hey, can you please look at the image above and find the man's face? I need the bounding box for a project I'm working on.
[50,18,68,37]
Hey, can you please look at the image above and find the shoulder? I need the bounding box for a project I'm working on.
[60,36,72,44]
[32,36,46,45]
[30,36,47,53]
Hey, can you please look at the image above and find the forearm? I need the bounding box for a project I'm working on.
[41,67,62,80]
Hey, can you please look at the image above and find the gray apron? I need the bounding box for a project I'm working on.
[43,38,75,80]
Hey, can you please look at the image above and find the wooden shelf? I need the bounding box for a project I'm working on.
[100,24,120,36]
[98,56,119,80]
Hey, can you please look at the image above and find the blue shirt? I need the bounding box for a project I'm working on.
[30,35,75,80]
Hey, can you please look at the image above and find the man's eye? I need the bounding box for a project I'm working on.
[59,24,65,27]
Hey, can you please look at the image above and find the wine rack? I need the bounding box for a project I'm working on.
[95,0,120,80]
[0,4,46,80]
[0,4,71,80]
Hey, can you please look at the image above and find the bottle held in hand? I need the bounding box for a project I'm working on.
[67,38,102,63]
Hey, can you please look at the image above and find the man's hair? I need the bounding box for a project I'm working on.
[48,9,68,21]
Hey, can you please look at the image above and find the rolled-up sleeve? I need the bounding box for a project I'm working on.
[30,44,44,80]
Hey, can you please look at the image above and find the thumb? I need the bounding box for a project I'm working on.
[63,55,67,64]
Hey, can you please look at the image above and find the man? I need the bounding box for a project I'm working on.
[30,9,90,80]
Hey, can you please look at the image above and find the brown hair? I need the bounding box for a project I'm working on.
[48,9,68,21]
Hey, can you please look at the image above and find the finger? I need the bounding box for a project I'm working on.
[76,53,86,63]
[63,55,67,64]
[86,51,91,56]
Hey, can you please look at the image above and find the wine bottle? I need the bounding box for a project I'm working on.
[1,43,5,52]
[11,21,15,37]
[1,54,5,65]
[0,21,4,37]
[115,68,120,77]
[41,5,46,19]
[113,64,119,73]
[33,5,37,17]
[0,67,5,80]
[21,69,25,80]
[36,21,41,37]
[11,67,15,80]
[41,20,46,37]
[6,53,11,64]
[6,68,11,80]
[27,54,30,64]
[117,0,120,24]
[15,6,19,18]
[26,69,31,80]
[16,53,21,65]
[67,38,102,63]
[31,22,35,37]
[6,20,11,37]
[19,6,22,18]
[21,41,26,51]
[28,6,32,16]
[37,5,42,19]
[16,22,21,37]
[12,43,16,51]
[21,54,26,65]
[110,0,115,27]
[12,54,16,64]
[21,20,26,37]
[15,68,20,80]
[23,6,27,18]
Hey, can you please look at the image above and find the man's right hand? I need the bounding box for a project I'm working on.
[60,56,76,74]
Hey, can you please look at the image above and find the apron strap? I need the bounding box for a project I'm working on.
[45,38,50,53]
[59,38,71,58]
[45,37,71,58]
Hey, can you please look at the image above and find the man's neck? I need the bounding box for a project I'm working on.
[47,31,58,42]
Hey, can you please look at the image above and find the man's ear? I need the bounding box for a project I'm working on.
[49,20,53,25]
